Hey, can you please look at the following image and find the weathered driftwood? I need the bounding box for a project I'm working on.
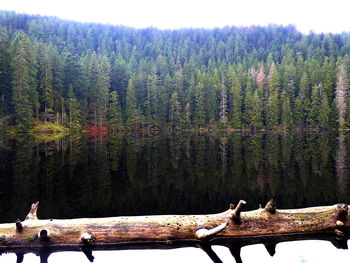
[0,200,349,263]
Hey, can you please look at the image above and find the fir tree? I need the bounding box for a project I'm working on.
[231,77,242,127]
[168,92,181,130]
[10,30,38,129]
[0,28,11,118]
[108,90,122,132]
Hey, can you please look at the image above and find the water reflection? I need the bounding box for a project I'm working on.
[1,241,349,262]
[0,132,349,224]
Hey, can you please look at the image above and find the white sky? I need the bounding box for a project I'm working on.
[1,0,350,34]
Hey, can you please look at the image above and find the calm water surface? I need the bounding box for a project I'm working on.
[0,131,349,262]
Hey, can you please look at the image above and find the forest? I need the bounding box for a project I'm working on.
[1,11,350,132]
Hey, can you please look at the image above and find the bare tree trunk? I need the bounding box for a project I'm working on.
[0,201,349,263]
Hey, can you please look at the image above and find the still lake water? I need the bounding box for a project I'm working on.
[0,131,350,262]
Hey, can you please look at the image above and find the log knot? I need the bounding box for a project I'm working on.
[264,199,277,214]
[336,203,348,220]
[81,233,95,243]
[15,219,23,232]
[39,229,51,241]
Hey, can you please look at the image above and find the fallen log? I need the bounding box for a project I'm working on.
[0,200,349,263]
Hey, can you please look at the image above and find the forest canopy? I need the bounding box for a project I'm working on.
[1,11,350,131]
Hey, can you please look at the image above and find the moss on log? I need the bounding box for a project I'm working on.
[0,200,349,262]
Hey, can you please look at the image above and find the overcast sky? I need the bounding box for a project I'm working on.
[1,0,350,34]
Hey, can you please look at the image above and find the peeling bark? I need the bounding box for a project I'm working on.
[0,200,349,262]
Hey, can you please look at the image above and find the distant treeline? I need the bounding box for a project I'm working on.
[1,11,350,131]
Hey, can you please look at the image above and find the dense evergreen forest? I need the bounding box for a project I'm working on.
[1,11,350,131]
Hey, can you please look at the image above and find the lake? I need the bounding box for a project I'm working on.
[0,131,349,262]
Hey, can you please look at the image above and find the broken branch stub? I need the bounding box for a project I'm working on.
[195,222,228,239]
[25,202,39,220]
[229,200,246,223]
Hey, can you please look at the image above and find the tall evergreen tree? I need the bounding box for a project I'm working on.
[193,76,205,128]
[10,30,38,129]
[67,84,81,129]
[231,77,242,127]
[38,45,54,121]
[281,90,293,129]
[125,77,140,128]
[308,84,321,128]
[0,28,11,119]
[108,90,122,132]
[168,92,181,130]
[266,63,281,128]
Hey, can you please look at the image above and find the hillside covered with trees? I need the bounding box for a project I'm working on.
[1,11,350,132]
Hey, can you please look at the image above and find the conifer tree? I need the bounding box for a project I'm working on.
[10,30,38,129]
[251,89,263,128]
[193,77,205,128]
[125,77,140,129]
[67,84,81,129]
[0,28,11,118]
[294,72,311,127]
[95,55,110,127]
[319,93,331,129]
[281,90,293,129]
[266,63,281,128]
[38,45,54,121]
[108,90,122,132]
[231,77,242,127]
[168,92,181,130]
[308,84,321,128]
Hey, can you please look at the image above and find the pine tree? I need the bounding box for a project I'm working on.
[319,93,331,129]
[281,90,293,129]
[38,45,54,121]
[168,92,181,130]
[67,84,81,129]
[266,63,281,128]
[147,66,161,126]
[108,90,122,132]
[231,77,242,127]
[193,77,205,128]
[0,28,11,118]
[294,72,311,127]
[251,89,263,128]
[125,77,140,129]
[96,55,110,127]
[10,30,38,129]
[308,84,321,128]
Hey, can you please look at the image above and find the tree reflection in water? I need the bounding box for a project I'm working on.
[0,131,349,221]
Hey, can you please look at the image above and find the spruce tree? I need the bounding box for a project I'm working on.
[10,30,38,129]
[125,77,140,129]
[231,77,242,128]
[108,90,122,132]
[0,28,11,118]
[168,92,181,130]
[38,45,54,121]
